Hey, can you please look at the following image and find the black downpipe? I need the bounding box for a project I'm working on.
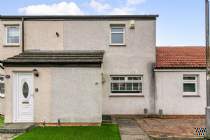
[22,17,24,52]
[0,61,4,70]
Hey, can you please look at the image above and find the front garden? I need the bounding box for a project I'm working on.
[14,124,121,140]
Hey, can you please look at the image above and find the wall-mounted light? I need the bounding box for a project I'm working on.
[33,69,39,77]
[5,75,10,79]
[129,20,135,29]
[56,32,59,37]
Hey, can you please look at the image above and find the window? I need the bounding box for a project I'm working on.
[111,75,142,94]
[5,25,20,45]
[0,76,5,97]
[183,75,198,95]
[110,25,125,45]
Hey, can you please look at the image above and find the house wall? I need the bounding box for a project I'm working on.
[63,20,156,114]
[0,21,22,60]
[0,21,23,115]
[155,70,206,115]
[3,67,102,123]
[24,21,64,50]
[51,68,102,123]
[0,19,156,116]
[4,67,52,123]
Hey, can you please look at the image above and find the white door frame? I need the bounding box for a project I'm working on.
[13,72,34,123]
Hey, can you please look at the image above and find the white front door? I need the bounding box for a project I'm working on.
[13,73,34,123]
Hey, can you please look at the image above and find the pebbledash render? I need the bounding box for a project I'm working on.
[0,15,206,125]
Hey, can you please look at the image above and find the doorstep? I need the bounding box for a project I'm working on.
[0,123,35,133]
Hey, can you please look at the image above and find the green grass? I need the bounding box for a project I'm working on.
[14,124,121,140]
[0,116,4,127]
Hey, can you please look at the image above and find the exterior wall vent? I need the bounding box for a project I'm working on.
[159,109,163,116]
[144,108,148,114]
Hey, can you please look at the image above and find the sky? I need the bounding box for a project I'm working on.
[0,0,205,46]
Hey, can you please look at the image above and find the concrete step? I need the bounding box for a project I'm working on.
[0,123,36,134]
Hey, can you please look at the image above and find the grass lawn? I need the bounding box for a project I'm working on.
[0,116,4,127]
[14,124,121,140]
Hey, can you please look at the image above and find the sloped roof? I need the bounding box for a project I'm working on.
[155,47,206,69]
[2,50,104,67]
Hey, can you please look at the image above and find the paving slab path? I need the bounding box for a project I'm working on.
[116,118,150,140]
[0,134,17,140]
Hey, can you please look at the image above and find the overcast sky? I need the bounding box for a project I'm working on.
[0,0,205,46]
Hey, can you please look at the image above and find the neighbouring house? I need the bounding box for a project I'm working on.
[0,15,206,125]
[155,47,206,115]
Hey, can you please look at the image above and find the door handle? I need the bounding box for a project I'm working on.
[22,101,29,104]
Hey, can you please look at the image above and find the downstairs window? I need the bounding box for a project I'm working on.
[111,75,143,94]
[183,75,198,95]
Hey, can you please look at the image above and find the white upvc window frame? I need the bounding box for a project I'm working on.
[0,75,5,98]
[183,74,198,96]
[5,25,20,46]
[110,25,125,45]
[110,75,143,96]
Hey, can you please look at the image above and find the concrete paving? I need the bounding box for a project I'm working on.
[116,118,150,140]
[137,118,206,139]
[0,133,18,140]
[0,123,35,133]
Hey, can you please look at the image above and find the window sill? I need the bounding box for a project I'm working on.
[109,44,126,47]
[4,44,20,47]
[183,94,200,97]
[109,94,144,97]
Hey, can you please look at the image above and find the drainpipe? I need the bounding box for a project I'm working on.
[0,16,4,69]
[205,0,210,138]
[0,61,4,70]
[21,17,25,52]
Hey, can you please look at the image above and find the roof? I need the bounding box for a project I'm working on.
[0,15,158,20]
[155,47,206,69]
[2,50,104,67]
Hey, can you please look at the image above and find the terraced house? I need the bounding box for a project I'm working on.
[0,15,206,125]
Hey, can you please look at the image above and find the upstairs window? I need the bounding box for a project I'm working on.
[0,76,4,98]
[183,75,198,95]
[111,75,142,94]
[5,25,20,45]
[110,25,125,45]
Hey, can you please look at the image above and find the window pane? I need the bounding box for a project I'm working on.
[183,83,196,92]
[112,77,124,80]
[0,83,4,94]
[111,28,124,32]
[112,83,119,91]
[128,77,141,80]
[112,77,119,80]
[183,76,196,80]
[119,83,126,90]
[126,83,132,90]
[133,83,139,90]
[7,26,19,44]
[111,33,123,44]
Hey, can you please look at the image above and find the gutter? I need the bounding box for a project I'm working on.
[0,15,159,21]
[154,69,206,72]
[21,17,24,52]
